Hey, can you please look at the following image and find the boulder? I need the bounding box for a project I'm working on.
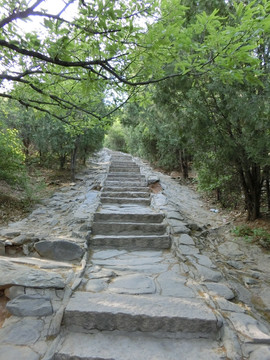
[35,239,83,261]
[0,258,65,289]
[6,294,53,317]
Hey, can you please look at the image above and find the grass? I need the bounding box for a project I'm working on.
[232,224,270,249]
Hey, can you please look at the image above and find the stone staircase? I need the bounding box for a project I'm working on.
[55,152,225,360]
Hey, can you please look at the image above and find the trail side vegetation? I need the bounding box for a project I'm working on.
[0,0,269,223]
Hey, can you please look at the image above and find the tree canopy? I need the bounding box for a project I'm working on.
[1,0,269,122]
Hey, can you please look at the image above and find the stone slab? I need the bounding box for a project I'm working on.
[64,292,220,336]
[204,282,235,300]
[85,279,108,292]
[178,244,200,255]
[35,239,83,261]
[0,345,40,360]
[227,312,270,344]
[6,294,53,317]
[193,263,223,282]
[108,274,156,294]
[0,318,44,345]
[156,272,195,298]
[1,256,73,269]
[249,346,270,360]
[55,331,226,360]
[177,234,195,246]
[0,258,65,289]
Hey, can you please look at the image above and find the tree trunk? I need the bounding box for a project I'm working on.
[59,154,66,170]
[238,164,262,221]
[70,136,80,181]
[179,149,189,179]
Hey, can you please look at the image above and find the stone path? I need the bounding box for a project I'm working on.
[0,150,270,359]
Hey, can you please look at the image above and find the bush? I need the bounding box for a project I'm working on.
[0,123,26,184]
[104,120,127,152]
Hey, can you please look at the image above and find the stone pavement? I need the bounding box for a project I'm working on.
[0,150,270,359]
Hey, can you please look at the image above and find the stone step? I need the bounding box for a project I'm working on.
[94,212,164,223]
[109,167,140,172]
[103,186,149,192]
[101,191,149,199]
[101,197,150,205]
[63,292,220,337]
[90,234,171,249]
[92,221,167,235]
[55,331,226,360]
[107,172,141,177]
[106,175,143,181]
[105,181,146,186]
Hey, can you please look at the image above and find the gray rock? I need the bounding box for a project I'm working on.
[178,244,200,256]
[0,318,44,345]
[0,258,65,289]
[147,175,160,184]
[249,346,270,360]
[6,294,53,317]
[193,263,223,282]
[92,249,127,260]
[157,272,195,298]
[215,298,245,313]
[0,229,21,238]
[171,225,191,235]
[85,279,108,292]
[194,254,216,268]
[187,223,202,231]
[166,211,184,221]
[204,282,235,300]
[178,234,195,246]
[227,312,270,343]
[108,274,156,295]
[227,260,244,270]
[4,286,24,299]
[0,345,40,360]
[35,239,83,261]
[218,242,244,258]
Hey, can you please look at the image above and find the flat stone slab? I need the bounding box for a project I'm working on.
[64,292,220,336]
[0,345,40,360]
[157,271,195,298]
[108,274,156,294]
[204,282,235,300]
[6,294,53,317]
[0,318,44,345]
[0,258,65,289]
[55,331,226,360]
[1,256,73,269]
[193,263,223,282]
[227,312,270,344]
[35,239,83,261]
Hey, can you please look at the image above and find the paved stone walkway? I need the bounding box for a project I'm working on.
[0,150,270,359]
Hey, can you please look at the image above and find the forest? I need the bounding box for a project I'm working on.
[0,0,269,222]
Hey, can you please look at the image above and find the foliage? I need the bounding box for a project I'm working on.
[103,119,127,152]
[232,225,270,249]
[0,121,26,183]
